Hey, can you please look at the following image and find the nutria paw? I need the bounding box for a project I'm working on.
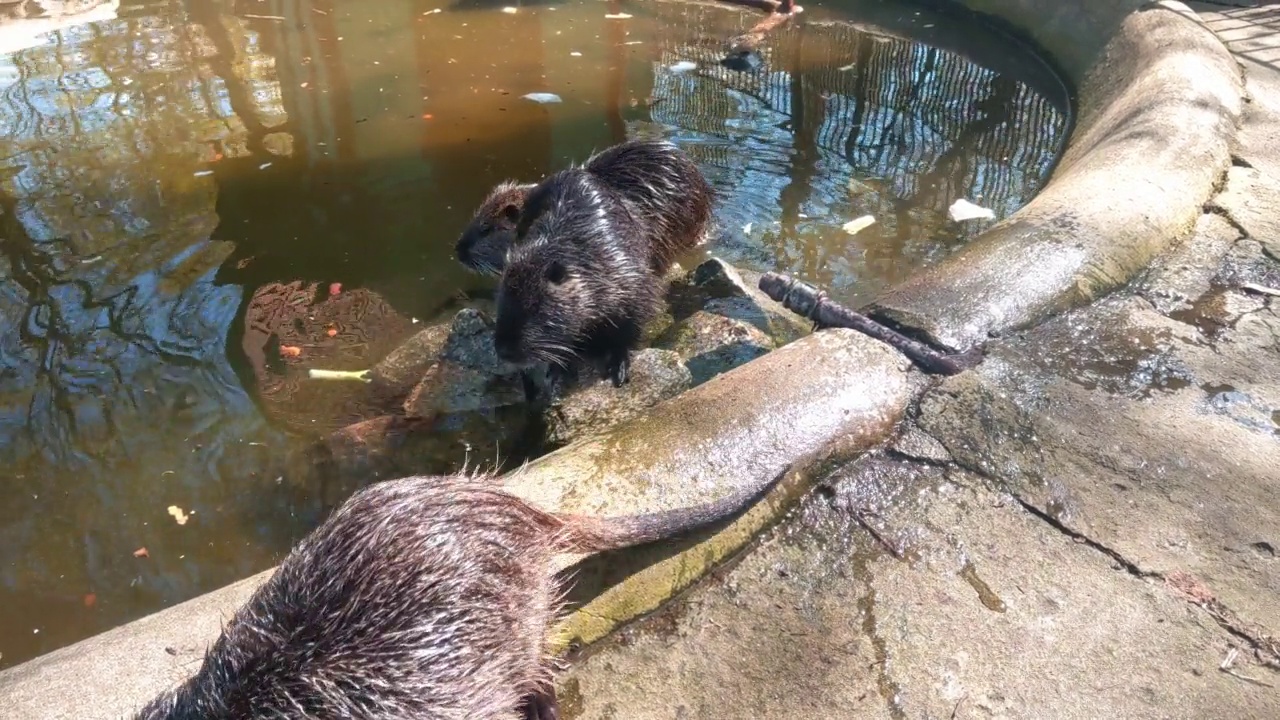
[607,351,631,387]
[520,690,560,720]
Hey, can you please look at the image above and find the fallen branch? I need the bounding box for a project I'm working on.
[757,272,982,375]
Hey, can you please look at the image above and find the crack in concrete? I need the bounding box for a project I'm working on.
[1010,496,1280,672]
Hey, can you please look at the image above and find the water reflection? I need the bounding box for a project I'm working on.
[0,0,1066,668]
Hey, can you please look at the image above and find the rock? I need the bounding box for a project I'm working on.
[654,308,774,385]
[402,309,536,418]
[547,349,692,445]
[367,324,451,398]
[890,424,953,465]
[689,258,812,345]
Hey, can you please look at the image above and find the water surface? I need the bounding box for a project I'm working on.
[0,0,1067,668]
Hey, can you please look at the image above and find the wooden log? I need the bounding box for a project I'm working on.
[757,272,983,375]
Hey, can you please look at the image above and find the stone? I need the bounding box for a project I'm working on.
[547,349,692,446]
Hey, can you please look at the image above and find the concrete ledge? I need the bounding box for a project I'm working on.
[0,329,913,720]
[868,0,1243,351]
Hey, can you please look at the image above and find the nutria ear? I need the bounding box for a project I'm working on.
[545,261,567,285]
[501,203,521,223]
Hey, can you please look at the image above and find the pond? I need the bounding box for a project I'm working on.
[0,0,1068,669]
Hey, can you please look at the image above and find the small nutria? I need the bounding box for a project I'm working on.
[135,472,774,720]
[456,139,713,277]
[494,169,661,390]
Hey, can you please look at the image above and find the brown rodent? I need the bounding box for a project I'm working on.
[456,139,712,277]
[134,472,773,720]
[493,168,662,392]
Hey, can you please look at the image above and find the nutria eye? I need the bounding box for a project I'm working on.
[546,261,567,285]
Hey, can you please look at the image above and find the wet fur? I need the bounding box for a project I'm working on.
[457,139,712,277]
[456,181,535,275]
[135,472,775,720]
[493,170,662,388]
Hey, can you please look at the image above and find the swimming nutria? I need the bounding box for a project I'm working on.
[494,169,661,391]
[456,139,712,277]
[135,472,774,720]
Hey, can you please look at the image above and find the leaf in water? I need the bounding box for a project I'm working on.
[133,547,150,558]
[842,215,877,235]
[605,13,632,19]
[280,346,303,358]
[168,506,190,525]
[669,61,697,73]
[948,198,995,222]
[522,92,563,104]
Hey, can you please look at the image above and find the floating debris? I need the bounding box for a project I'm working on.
[570,51,582,57]
[193,170,213,177]
[842,215,877,235]
[279,345,302,358]
[167,505,190,526]
[605,13,632,19]
[522,92,562,104]
[329,282,342,296]
[308,368,371,383]
[133,547,150,558]
[669,61,697,73]
[948,198,995,221]
[501,6,518,13]
[742,222,753,234]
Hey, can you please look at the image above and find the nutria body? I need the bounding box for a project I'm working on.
[135,472,772,720]
[456,139,712,276]
[494,169,662,390]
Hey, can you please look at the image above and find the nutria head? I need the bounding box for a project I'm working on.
[455,181,534,275]
[494,238,594,370]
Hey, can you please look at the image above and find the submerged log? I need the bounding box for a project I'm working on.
[758,271,982,375]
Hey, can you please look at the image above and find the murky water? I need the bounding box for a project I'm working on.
[0,0,1067,668]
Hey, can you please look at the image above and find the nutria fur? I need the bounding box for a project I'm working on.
[456,139,712,276]
[135,472,775,720]
[494,169,662,390]
[456,180,536,274]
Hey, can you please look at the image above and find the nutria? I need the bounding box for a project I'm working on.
[135,471,774,720]
[456,180,536,274]
[456,139,713,277]
[494,168,662,391]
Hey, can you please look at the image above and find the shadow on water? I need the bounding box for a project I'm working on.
[0,0,1067,667]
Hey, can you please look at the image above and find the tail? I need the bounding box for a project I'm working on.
[559,471,783,553]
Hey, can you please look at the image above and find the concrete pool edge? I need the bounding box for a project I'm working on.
[868,0,1244,351]
[0,330,915,719]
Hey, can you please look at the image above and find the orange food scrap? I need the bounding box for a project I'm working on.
[326,327,338,337]
[83,593,97,608]
[280,345,302,358]
[133,547,149,558]
[423,113,434,120]
[329,282,342,296]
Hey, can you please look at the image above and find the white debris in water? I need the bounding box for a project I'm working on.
[570,51,582,57]
[194,170,213,177]
[847,177,876,196]
[838,63,855,72]
[522,92,562,104]
[669,61,697,74]
[842,215,876,235]
[742,222,753,234]
[605,13,632,19]
[259,162,272,170]
[948,198,995,222]
[501,6,518,13]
